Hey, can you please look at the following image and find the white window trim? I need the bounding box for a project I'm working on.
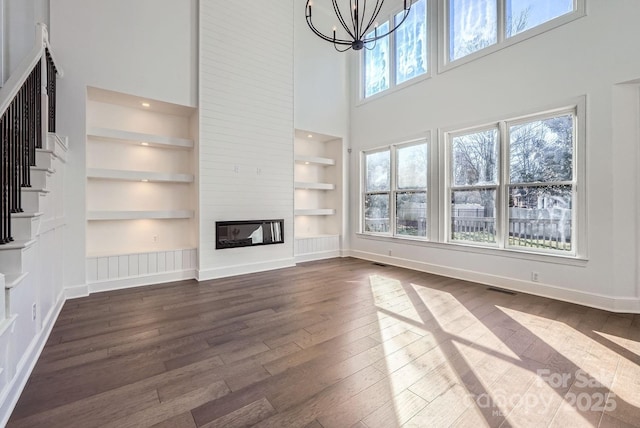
[361,136,431,239]
[445,124,502,249]
[440,97,587,258]
[356,0,434,104]
[438,0,586,74]
[354,230,589,266]
[362,146,392,236]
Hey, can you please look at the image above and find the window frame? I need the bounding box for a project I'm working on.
[359,0,432,102]
[362,138,430,239]
[503,109,578,255]
[439,0,586,73]
[443,100,585,257]
[362,147,392,235]
[446,124,501,247]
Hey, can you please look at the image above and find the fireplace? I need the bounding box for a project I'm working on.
[216,219,284,249]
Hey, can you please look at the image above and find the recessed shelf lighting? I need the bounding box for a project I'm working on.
[141,179,149,182]
[141,102,150,108]
[307,134,313,138]
[141,142,149,146]
[304,162,310,165]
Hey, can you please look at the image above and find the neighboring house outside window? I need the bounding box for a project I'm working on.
[446,107,578,255]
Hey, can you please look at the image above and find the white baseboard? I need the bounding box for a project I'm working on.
[65,283,89,299]
[197,258,296,281]
[347,250,640,314]
[0,289,65,427]
[295,250,341,263]
[85,269,197,296]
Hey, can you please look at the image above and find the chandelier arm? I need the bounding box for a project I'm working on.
[363,2,412,43]
[351,0,367,40]
[332,0,356,40]
[305,0,414,51]
[364,38,378,50]
[306,16,355,45]
[305,2,354,46]
[334,42,353,52]
[360,0,385,39]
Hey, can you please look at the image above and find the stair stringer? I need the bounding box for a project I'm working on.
[0,133,67,427]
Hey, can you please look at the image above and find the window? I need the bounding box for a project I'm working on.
[508,113,574,252]
[363,0,428,98]
[446,107,578,255]
[447,0,580,63]
[396,143,428,237]
[450,128,499,244]
[364,22,390,98]
[449,0,497,61]
[363,141,428,237]
[395,0,428,85]
[364,149,391,233]
[506,0,574,37]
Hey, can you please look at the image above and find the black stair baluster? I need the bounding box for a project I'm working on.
[0,49,59,245]
[35,61,42,150]
[22,81,30,188]
[1,114,6,243]
[47,51,56,133]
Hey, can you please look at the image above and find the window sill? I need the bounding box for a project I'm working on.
[438,8,586,75]
[354,232,588,267]
[356,72,432,107]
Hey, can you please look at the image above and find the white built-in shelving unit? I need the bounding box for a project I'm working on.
[294,129,343,261]
[85,87,197,276]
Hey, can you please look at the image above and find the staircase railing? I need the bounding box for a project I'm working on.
[0,23,63,244]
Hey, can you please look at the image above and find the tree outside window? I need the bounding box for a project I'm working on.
[450,129,498,243]
[364,150,391,232]
[447,110,576,254]
[363,141,428,237]
[508,114,574,251]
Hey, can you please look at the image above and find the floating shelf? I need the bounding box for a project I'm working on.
[87,127,194,150]
[87,168,194,183]
[294,209,336,216]
[294,182,335,190]
[294,155,335,166]
[87,210,194,221]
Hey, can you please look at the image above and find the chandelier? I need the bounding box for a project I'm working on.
[305,0,413,52]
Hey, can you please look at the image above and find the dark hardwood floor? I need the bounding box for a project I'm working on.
[7,257,640,427]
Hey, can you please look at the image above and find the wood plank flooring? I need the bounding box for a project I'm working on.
[7,257,640,427]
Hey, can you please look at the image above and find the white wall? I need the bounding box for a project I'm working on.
[2,0,48,84]
[50,0,198,289]
[293,0,351,250]
[348,2,640,312]
[198,1,295,278]
[293,0,349,139]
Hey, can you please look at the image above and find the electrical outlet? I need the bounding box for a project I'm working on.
[388,250,392,256]
[32,303,37,321]
[531,271,539,282]
[153,235,158,242]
